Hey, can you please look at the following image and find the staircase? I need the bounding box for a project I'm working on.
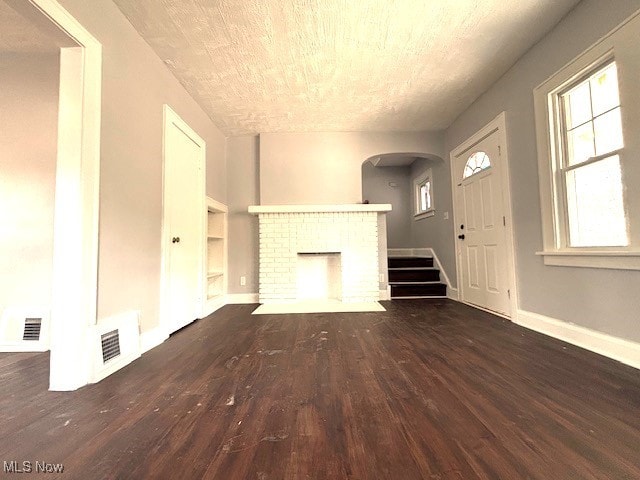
[388,256,447,299]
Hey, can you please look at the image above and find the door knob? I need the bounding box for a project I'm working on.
[458,234,465,240]
[172,236,180,243]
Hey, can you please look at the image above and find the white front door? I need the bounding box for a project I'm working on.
[453,129,510,315]
[163,109,205,334]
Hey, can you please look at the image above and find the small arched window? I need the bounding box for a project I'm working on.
[463,151,491,179]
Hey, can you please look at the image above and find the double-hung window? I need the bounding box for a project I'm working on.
[559,61,626,248]
[413,168,434,219]
[534,11,640,270]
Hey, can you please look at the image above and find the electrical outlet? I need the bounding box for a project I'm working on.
[444,211,449,220]
[240,276,246,286]
[379,274,384,283]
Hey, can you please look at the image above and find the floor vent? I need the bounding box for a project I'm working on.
[101,330,121,363]
[23,318,42,341]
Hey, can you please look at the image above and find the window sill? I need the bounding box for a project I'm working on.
[414,210,435,221]
[536,250,640,270]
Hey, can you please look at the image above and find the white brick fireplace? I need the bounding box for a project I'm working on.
[248,204,391,314]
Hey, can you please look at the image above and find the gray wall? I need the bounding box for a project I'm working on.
[227,132,445,294]
[361,163,412,248]
[409,158,456,285]
[58,0,227,332]
[443,0,640,341]
[0,53,60,317]
[259,131,444,204]
[227,136,260,295]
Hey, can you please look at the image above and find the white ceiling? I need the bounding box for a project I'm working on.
[113,0,580,136]
[0,1,60,53]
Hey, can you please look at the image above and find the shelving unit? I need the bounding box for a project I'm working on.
[204,197,227,316]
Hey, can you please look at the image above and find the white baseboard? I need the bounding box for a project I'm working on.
[515,309,640,370]
[202,296,227,318]
[0,342,50,352]
[446,287,459,301]
[379,288,391,301]
[139,326,168,354]
[226,293,259,304]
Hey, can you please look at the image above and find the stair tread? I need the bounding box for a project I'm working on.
[388,267,439,271]
[388,256,433,259]
[391,295,449,300]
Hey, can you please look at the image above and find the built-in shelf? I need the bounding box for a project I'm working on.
[204,198,228,315]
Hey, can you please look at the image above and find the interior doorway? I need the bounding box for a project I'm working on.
[0,0,102,391]
[451,113,518,318]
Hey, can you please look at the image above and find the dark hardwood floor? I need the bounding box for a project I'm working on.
[1,300,639,479]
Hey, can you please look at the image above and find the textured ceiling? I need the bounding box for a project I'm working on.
[0,0,60,53]
[113,0,580,136]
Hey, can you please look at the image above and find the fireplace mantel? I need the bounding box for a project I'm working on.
[248,204,392,214]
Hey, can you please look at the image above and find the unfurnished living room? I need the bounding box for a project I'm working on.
[1,0,640,478]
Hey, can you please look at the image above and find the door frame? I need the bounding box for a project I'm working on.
[160,105,207,337]
[9,0,103,390]
[449,112,519,319]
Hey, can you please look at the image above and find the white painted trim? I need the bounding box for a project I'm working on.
[18,0,103,391]
[515,309,640,370]
[449,112,519,319]
[90,311,141,384]
[160,105,207,338]
[207,197,228,213]
[140,326,168,354]
[202,296,226,317]
[226,293,259,304]
[248,204,392,214]
[536,251,640,270]
[0,343,50,353]
[446,287,459,301]
[379,289,391,301]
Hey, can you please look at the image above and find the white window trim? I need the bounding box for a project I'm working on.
[533,10,640,271]
[413,168,435,220]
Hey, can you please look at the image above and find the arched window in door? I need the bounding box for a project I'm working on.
[463,151,491,179]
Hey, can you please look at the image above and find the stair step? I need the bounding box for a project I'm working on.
[388,268,440,282]
[391,283,447,298]
[388,256,434,268]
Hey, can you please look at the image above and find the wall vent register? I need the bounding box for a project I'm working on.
[22,318,42,341]
[100,330,121,363]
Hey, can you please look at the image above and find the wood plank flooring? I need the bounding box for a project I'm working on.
[1,300,639,479]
